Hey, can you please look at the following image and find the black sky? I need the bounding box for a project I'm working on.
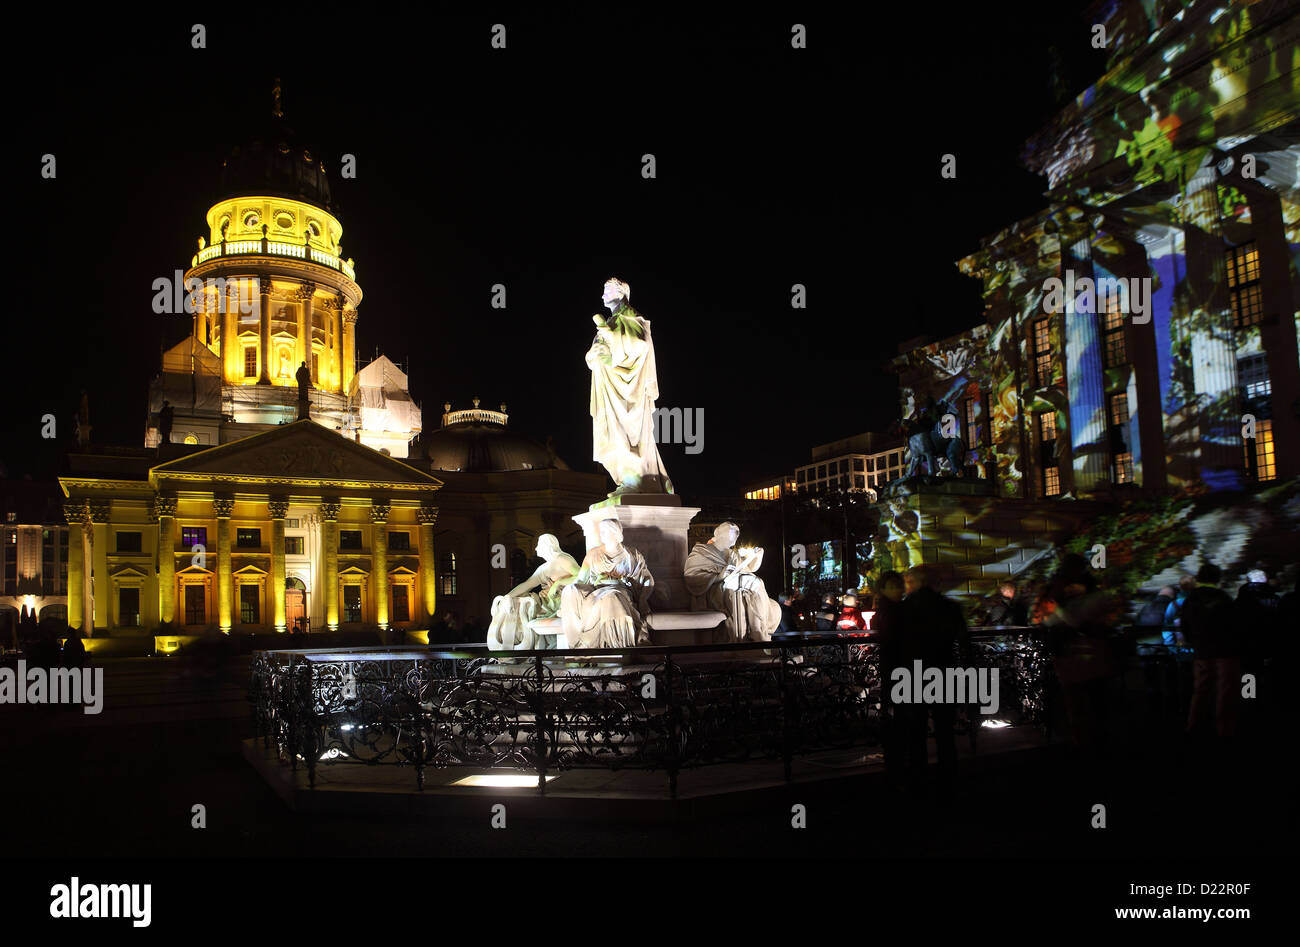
[10,6,1108,495]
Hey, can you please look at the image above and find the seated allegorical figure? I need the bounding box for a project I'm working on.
[558,517,654,648]
[486,534,580,650]
[684,522,782,642]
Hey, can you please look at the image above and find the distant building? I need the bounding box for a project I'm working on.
[743,431,904,501]
[0,481,69,644]
[896,0,1299,499]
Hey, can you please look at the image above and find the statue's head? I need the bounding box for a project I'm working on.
[713,522,740,551]
[602,278,630,309]
[536,534,561,560]
[596,517,624,547]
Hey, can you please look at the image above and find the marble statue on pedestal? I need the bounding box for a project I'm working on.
[486,535,580,650]
[586,278,673,495]
[684,522,781,642]
[559,518,654,648]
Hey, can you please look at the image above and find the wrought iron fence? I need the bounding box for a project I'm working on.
[249,632,1053,797]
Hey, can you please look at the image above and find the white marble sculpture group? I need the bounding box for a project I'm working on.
[483,278,782,651]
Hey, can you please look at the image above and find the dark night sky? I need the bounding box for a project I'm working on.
[10,6,1107,495]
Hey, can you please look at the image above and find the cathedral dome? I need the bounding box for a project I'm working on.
[423,401,568,473]
[218,81,333,211]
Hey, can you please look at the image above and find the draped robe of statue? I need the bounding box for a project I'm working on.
[684,541,782,642]
[586,300,673,494]
[559,540,654,648]
[486,540,580,651]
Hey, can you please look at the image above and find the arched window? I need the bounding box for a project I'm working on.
[183,434,199,445]
[439,551,457,596]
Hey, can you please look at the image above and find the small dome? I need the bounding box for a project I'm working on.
[218,84,332,210]
[423,403,567,473]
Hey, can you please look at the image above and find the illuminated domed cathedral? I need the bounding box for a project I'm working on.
[57,85,601,642]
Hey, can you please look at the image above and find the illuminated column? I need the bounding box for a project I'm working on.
[269,498,289,632]
[417,505,438,623]
[371,500,390,630]
[258,275,272,384]
[89,502,110,633]
[342,310,357,395]
[63,501,86,633]
[214,496,234,632]
[329,298,343,393]
[155,495,177,625]
[321,498,340,631]
[222,283,239,385]
[295,283,314,373]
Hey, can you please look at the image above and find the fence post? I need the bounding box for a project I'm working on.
[663,651,679,799]
[779,642,793,783]
[534,651,548,797]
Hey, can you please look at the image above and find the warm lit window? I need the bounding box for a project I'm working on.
[1038,411,1057,443]
[964,398,978,449]
[1226,242,1263,329]
[1109,392,1130,426]
[183,434,199,445]
[244,347,257,378]
[236,528,261,548]
[1245,418,1276,482]
[1115,452,1134,484]
[1033,319,1052,386]
[1102,300,1127,367]
[1044,466,1061,497]
[181,526,207,549]
[284,536,304,555]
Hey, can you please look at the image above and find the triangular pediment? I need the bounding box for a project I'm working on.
[150,419,443,493]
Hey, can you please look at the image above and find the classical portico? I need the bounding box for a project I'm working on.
[60,419,442,637]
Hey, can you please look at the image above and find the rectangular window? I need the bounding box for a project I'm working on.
[284,536,304,555]
[181,526,207,549]
[1115,452,1134,484]
[185,585,205,625]
[1246,419,1276,482]
[118,587,140,627]
[1238,354,1271,401]
[1226,242,1263,329]
[1044,466,1061,497]
[439,551,457,596]
[236,528,261,548]
[343,585,362,623]
[392,585,410,623]
[339,529,363,550]
[285,518,300,529]
[1038,411,1057,443]
[116,531,142,553]
[1033,319,1052,385]
[852,458,864,472]
[796,469,806,483]
[1109,392,1130,427]
[240,584,259,624]
[853,475,865,489]
[244,347,257,378]
[964,397,978,449]
[387,531,411,552]
[1102,301,1127,368]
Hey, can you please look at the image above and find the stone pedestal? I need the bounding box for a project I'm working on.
[572,494,699,612]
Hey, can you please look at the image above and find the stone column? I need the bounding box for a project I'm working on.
[155,495,177,626]
[417,505,438,623]
[321,498,340,631]
[89,501,111,633]
[296,282,314,375]
[329,298,343,393]
[371,500,390,630]
[269,498,289,632]
[258,275,272,384]
[214,496,234,632]
[222,283,239,385]
[342,310,357,395]
[63,501,87,633]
